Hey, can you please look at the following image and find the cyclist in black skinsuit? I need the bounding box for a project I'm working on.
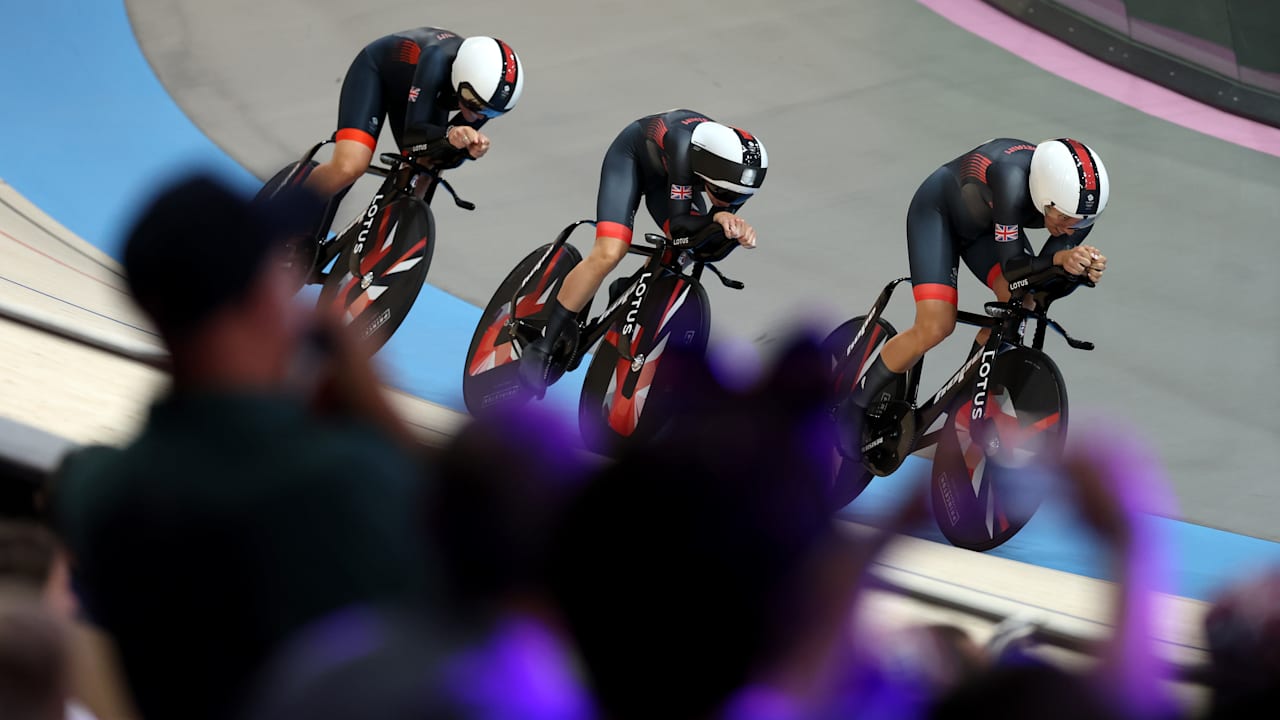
[304,27,524,198]
[837,137,1111,457]
[518,109,770,396]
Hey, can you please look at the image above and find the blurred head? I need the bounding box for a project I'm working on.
[0,521,77,620]
[428,406,587,621]
[1029,138,1109,234]
[452,36,523,119]
[548,336,835,719]
[1204,568,1280,718]
[931,664,1126,720]
[0,590,72,720]
[123,174,322,381]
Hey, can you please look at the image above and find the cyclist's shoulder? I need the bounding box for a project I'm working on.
[958,137,1037,162]
[370,27,463,55]
[984,140,1036,183]
[643,108,714,127]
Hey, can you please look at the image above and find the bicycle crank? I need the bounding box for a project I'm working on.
[862,400,918,477]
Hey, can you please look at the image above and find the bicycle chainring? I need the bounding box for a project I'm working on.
[862,399,918,477]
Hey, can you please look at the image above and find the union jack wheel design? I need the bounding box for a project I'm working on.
[930,347,1068,551]
[578,273,710,456]
[462,242,583,416]
[317,196,435,352]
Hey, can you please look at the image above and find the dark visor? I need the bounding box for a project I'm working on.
[706,184,748,205]
[459,85,504,119]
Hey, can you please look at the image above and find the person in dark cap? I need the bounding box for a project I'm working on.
[52,174,432,720]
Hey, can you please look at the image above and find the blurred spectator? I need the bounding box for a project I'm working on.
[930,663,1127,720]
[52,174,429,720]
[834,622,987,720]
[0,589,76,720]
[0,521,77,620]
[547,336,838,720]
[923,424,1179,720]
[0,463,41,520]
[1202,568,1280,719]
[428,406,593,720]
[244,406,594,720]
[0,521,96,720]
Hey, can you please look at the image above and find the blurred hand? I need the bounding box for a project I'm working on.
[307,311,416,450]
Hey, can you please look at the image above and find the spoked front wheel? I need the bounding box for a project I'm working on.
[930,347,1068,551]
[579,272,710,456]
[462,242,584,415]
[317,196,434,352]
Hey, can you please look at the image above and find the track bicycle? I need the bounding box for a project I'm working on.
[463,221,744,454]
[826,266,1095,550]
[256,136,474,350]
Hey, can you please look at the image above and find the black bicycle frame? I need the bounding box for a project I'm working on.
[506,221,741,367]
[853,267,1093,453]
[290,136,472,282]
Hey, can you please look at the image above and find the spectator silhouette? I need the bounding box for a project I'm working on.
[548,336,838,719]
[53,174,428,720]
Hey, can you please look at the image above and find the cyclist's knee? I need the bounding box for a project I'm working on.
[914,308,957,348]
[588,236,629,269]
[327,159,366,188]
[329,143,373,186]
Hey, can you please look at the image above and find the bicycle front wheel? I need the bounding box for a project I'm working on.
[579,272,710,456]
[931,347,1068,551]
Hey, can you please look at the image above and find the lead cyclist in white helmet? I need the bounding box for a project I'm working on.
[304,28,524,198]
[518,109,769,396]
[836,137,1110,459]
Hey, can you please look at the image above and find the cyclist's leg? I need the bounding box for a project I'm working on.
[306,47,383,197]
[557,125,644,312]
[855,169,960,407]
[520,123,643,394]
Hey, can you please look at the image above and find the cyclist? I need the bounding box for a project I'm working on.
[304,27,524,198]
[518,109,769,396]
[836,138,1110,458]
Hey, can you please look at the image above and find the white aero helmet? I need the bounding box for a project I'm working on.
[1029,138,1109,226]
[452,36,524,118]
[690,122,768,204]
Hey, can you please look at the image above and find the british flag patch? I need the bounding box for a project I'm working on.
[994,223,1018,242]
[408,86,420,102]
[671,184,692,200]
